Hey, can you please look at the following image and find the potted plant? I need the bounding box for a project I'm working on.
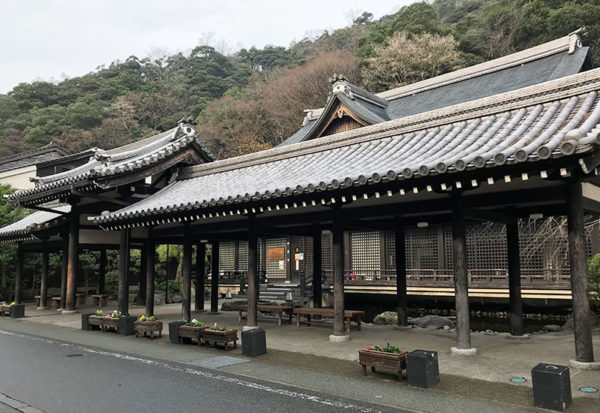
[359,343,407,380]
[202,323,238,349]
[134,315,163,339]
[83,309,105,330]
[0,301,11,316]
[102,310,122,332]
[178,319,206,344]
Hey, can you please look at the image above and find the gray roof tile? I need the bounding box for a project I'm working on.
[0,205,70,242]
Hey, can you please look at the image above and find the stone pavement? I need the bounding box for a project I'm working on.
[2,300,599,412]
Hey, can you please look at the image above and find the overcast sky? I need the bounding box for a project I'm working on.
[0,0,411,93]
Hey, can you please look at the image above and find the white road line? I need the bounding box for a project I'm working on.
[0,330,382,413]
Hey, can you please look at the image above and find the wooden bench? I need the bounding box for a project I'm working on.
[234,305,293,327]
[293,308,365,332]
[92,294,108,307]
[51,297,61,310]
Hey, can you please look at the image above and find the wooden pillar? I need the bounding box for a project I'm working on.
[14,244,23,304]
[507,221,524,336]
[195,243,206,311]
[567,180,595,363]
[60,234,68,310]
[331,217,346,338]
[395,225,408,326]
[98,248,107,294]
[182,235,192,322]
[139,246,147,305]
[452,194,472,351]
[313,225,322,308]
[65,210,79,311]
[247,222,258,327]
[211,241,219,313]
[118,229,130,314]
[39,242,49,309]
[145,236,155,317]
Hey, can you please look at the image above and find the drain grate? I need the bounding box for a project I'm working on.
[510,377,527,384]
[578,387,598,393]
[65,353,83,357]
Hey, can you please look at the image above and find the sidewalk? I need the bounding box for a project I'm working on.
[2,301,599,412]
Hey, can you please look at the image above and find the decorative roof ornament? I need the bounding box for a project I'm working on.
[329,73,353,101]
[568,28,584,54]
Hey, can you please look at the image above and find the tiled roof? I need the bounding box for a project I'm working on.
[6,124,214,204]
[279,31,591,147]
[93,67,600,226]
[0,142,70,173]
[0,205,70,243]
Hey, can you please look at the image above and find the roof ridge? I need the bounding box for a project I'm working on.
[179,66,600,180]
[0,141,70,165]
[377,30,582,101]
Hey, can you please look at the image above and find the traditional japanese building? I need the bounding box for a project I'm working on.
[1,30,598,367]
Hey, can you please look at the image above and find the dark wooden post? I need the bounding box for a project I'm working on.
[65,210,79,312]
[118,229,130,315]
[451,194,473,352]
[211,241,219,313]
[139,246,147,305]
[507,221,524,336]
[313,224,322,308]
[145,236,155,317]
[14,244,23,304]
[567,180,595,363]
[331,217,347,339]
[39,241,49,309]
[60,234,68,310]
[182,235,192,322]
[98,248,107,295]
[247,221,258,327]
[395,224,408,326]
[195,243,206,311]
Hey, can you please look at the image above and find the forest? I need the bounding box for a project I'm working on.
[0,0,598,161]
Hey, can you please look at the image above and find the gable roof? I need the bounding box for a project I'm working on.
[280,30,592,147]
[6,123,215,206]
[93,67,600,226]
[0,142,70,174]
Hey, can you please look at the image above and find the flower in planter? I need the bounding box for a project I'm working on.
[185,319,204,327]
[95,309,104,316]
[367,343,402,354]
[109,310,123,318]
[139,315,157,322]
[207,322,228,332]
[10,302,16,306]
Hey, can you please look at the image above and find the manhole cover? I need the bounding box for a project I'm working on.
[66,353,83,357]
[510,377,527,384]
[578,387,598,393]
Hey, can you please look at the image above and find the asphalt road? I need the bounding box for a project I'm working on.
[0,331,402,413]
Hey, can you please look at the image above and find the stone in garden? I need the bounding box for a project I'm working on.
[171,294,183,303]
[221,299,248,311]
[561,311,598,331]
[415,315,455,330]
[154,292,165,306]
[443,325,451,332]
[373,311,398,325]
[543,324,561,332]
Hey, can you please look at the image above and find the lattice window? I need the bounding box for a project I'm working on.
[406,226,441,269]
[383,231,395,269]
[219,241,236,271]
[350,231,381,271]
[321,116,362,137]
[466,222,507,270]
[322,231,332,273]
[238,241,248,271]
[266,238,287,279]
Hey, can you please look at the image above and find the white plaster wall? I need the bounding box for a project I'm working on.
[0,166,36,190]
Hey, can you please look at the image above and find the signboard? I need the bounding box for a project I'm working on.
[267,247,285,260]
[294,253,304,261]
[278,260,285,270]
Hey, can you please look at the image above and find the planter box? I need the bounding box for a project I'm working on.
[168,321,186,344]
[118,316,136,336]
[10,304,25,319]
[134,321,163,339]
[0,305,10,317]
[178,325,206,344]
[202,329,238,349]
[102,317,119,332]
[87,315,105,330]
[359,348,407,380]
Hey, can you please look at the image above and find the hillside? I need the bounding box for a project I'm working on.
[0,0,598,160]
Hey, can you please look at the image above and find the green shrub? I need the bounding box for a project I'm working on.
[587,254,600,310]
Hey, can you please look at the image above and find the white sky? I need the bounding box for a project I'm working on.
[0,0,412,93]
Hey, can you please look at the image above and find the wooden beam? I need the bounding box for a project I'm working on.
[15,244,23,304]
[39,242,49,309]
[195,242,205,312]
[332,215,346,338]
[71,191,130,206]
[247,218,258,327]
[182,231,192,322]
[145,235,155,317]
[210,241,219,313]
[65,209,79,311]
[452,193,472,350]
[313,224,322,308]
[118,229,130,314]
[395,223,408,327]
